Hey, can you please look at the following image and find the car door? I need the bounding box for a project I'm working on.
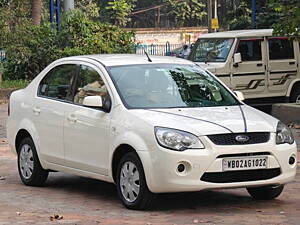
[63,63,112,175]
[267,37,298,94]
[231,38,267,95]
[35,64,77,164]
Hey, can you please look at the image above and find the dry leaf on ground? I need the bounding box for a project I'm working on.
[50,214,63,221]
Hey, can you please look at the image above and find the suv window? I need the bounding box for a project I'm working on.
[38,64,77,101]
[236,39,262,61]
[268,38,294,60]
[189,38,234,62]
[73,65,108,105]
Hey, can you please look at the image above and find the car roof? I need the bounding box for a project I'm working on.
[198,29,273,38]
[60,54,194,67]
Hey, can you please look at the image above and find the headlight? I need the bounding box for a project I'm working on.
[276,121,294,144]
[155,127,204,151]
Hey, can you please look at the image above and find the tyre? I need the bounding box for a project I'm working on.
[116,152,155,210]
[247,185,284,200]
[290,85,300,103]
[17,137,49,186]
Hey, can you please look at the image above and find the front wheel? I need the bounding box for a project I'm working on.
[17,137,49,186]
[247,185,284,200]
[116,152,155,210]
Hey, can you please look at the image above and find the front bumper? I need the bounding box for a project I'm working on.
[138,134,297,193]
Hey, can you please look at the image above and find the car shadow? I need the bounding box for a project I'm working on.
[44,172,285,211]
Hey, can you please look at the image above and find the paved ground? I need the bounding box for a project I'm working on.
[0,103,300,225]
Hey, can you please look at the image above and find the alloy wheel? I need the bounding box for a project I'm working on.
[19,144,34,179]
[296,94,300,103]
[119,161,140,203]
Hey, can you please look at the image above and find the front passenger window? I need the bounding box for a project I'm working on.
[73,65,108,105]
[38,64,77,101]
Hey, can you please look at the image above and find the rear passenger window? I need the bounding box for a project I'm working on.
[38,64,77,101]
[236,39,262,61]
[73,65,108,105]
[268,38,294,60]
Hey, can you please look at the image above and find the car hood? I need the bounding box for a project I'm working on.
[129,105,278,136]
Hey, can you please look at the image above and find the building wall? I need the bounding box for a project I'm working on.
[126,27,208,45]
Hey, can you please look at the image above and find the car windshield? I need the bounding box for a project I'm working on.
[189,38,234,62]
[108,64,240,109]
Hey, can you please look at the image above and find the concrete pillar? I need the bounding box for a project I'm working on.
[63,0,74,12]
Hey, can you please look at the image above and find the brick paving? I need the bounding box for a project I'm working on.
[0,103,299,225]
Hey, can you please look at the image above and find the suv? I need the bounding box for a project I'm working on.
[7,54,297,210]
[189,29,300,105]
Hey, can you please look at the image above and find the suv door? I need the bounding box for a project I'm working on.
[36,64,77,164]
[267,37,298,94]
[63,63,112,175]
[231,38,266,95]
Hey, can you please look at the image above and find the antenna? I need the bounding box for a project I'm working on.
[144,50,152,62]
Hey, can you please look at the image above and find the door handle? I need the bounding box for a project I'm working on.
[67,114,77,123]
[32,107,41,115]
[289,62,295,65]
[257,63,263,67]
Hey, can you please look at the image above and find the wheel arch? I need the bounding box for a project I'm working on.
[15,119,41,155]
[15,129,32,153]
[111,144,138,184]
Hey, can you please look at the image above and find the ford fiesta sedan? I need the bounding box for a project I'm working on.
[7,54,297,209]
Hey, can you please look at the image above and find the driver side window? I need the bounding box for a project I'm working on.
[73,65,108,105]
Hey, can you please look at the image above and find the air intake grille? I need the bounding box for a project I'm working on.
[207,132,270,145]
[200,168,281,183]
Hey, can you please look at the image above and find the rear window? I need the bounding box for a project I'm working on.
[268,38,294,60]
[38,64,77,101]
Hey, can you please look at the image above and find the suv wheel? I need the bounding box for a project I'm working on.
[116,152,155,210]
[290,85,300,103]
[247,185,284,200]
[17,137,49,186]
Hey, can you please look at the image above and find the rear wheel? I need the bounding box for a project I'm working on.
[290,84,300,103]
[116,152,155,210]
[17,137,48,186]
[247,185,284,200]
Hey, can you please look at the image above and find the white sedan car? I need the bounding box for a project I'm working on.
[7,54,297,210]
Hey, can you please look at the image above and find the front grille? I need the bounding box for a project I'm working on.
[200,168,281,183]
[207,132,270,145]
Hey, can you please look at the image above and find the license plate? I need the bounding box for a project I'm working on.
[222,156,268,171]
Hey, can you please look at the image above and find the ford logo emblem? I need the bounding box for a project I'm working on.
[235,135,249,142]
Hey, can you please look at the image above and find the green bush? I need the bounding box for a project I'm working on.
[3,10,135,80]
[0,80,29,89]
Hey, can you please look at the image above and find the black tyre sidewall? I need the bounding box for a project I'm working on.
[290,85,300,103]
[17,137,48,186]
[116,152,154,210]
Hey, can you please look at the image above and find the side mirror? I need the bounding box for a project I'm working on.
[83,96,103,107]
[233,53,242,66]
[234,91,245,101]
